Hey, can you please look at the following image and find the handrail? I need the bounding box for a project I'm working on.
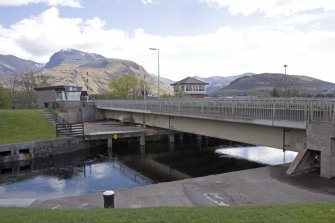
[95,98,335,124]
[47,109,84,137]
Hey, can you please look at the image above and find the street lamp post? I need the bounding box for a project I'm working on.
[284,64,288,97]
[86,71,89,102]
[143,74,146,100]
[149,48,160,98]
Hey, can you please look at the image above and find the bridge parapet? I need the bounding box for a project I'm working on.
[96,99,335,127]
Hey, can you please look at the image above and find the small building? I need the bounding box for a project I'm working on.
[170,77,208,98]
[34,85,82,109]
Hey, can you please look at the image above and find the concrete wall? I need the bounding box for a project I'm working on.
[307,122,335,178]
[57,101,81,109]
[36,89,56,108]
[0,138,105,164]
[60,105,104,123]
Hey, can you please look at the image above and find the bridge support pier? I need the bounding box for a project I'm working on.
[107,135,113,150]
[140,134,146,147]
[196,135,202,149]
[169,133,175,144]
[178,133,184,142]
[140,145,146,157]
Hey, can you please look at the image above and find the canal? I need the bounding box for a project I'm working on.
[0,136,297,201]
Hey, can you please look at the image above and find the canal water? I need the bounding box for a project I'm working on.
[0,137,297,200]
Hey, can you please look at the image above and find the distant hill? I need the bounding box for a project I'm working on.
[195,73,255,94]
[45,49,105,69]
[38,57,172,95]
[211,73,335,96]
[0,54,43,78]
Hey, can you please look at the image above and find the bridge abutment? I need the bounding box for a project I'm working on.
[306,122,335,178]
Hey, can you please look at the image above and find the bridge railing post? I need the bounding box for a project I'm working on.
[201,100,204,114]
[272,100,276,122]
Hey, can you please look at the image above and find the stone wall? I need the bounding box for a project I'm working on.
[0,138,105,164]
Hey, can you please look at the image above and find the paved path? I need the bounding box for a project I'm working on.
[0,199,36,208]
[31,165,335,209]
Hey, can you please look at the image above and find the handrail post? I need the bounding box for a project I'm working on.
[201,100,204,114]
[272,100,276,122]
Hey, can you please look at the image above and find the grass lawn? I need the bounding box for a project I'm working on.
[0,109,56,144]
[0,202,334,223]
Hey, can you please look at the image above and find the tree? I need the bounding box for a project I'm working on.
[6,74,18,109]
[271,88,280,97]
[108,74,139,99]
[21,71,37,108]
[0,84,10,108]
[36,73,51,87]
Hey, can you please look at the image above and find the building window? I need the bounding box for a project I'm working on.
[56,91,63,101]
[66,92,81,101]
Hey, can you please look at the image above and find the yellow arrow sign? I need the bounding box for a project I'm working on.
[113,133,118,140]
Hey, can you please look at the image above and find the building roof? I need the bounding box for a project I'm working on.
[170,77,209,86]
[34,85,82,92]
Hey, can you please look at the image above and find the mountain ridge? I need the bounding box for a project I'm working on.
[0,54,44,78]
[212,73,335,97]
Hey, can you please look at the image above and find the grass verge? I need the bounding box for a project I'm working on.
[0,202,334,223]
[0,109,56,144]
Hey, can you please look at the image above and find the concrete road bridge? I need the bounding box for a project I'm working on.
[95,98,335,178]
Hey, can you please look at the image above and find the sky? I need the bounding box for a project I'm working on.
[0,0,334,82]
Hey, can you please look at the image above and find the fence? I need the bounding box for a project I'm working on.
[48,110,84,137]
[95,98,335,124]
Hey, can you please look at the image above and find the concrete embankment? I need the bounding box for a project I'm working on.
[31,165,335,209]
[0,137,105,163]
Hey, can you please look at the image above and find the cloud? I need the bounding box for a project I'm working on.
[0,7,335,83]
[200,0,335,18]
[0,0,81,7]
[141,0,159,4]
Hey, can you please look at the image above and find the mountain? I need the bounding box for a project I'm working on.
[0,54,44,78]
[45,49,105,69]
[38,57,173,95]
[195,73,255,94]
[0,49,173,96]
[211,73,335,97]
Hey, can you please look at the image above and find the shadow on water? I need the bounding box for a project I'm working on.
[0,135,293,200]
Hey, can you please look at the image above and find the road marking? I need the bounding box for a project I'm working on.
[203,193,229,206]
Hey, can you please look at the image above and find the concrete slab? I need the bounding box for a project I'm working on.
[31,165,335,209]
[0,198,36,208]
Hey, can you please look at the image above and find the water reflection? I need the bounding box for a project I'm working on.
[0,137,297,200]
[215,146,297,165]
[0,152,151,200]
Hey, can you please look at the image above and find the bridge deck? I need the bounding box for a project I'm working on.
[84,121,169,140]
[96,99,335,129]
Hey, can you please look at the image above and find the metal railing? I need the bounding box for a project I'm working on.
[95,98,335,124]
[48,110,84,137]
[56,123,84,138]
